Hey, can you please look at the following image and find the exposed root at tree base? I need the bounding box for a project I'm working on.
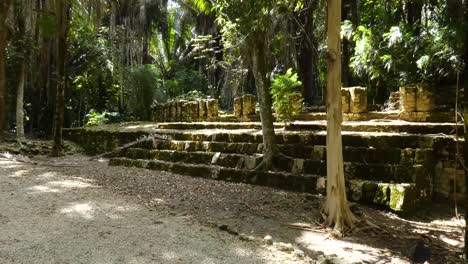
[255,152,296,171]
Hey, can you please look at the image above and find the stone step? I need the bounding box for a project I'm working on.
[132,139,433,165]
[151,130,440,149]
[108,157,317,193]
[124,148,262,170]
[156,122,283,130]
[120,148,431,184]
[155,120,461,135]
[108,157,426,213]
[286,121,461,135]
[64,126,458,155]
[295,112,399,121]
[347,180,429,213]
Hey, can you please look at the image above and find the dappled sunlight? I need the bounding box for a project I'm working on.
[295,230,400,263]
[0,159,25,169]
[27,178,98,194]
[48,179,95,189]
[36,171,58,179]
[27,185,61,193]
[12,169,29,178]
[123,124,157,130]
[59,201,139,220]
[60,202,95,219]
[231,247,253,258]
[161,251,179,261]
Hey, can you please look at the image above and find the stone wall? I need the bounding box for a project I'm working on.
[342,87,368,113]
[152,99,219,122]
[433,139,466,202]
[233,94,257,118]
[434,160,465,202]
[399,83,437,121]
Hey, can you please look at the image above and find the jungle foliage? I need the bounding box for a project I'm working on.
[0,0,464,134]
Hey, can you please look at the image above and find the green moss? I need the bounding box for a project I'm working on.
[310,146,325,160]
[400,148,415,164]
[374,184,391,206]
[388,184,418,212]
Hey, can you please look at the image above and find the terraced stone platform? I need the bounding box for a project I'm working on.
[64,119,463,214]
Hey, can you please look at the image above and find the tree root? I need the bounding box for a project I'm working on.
[255,151,296,171]
[89,133,172,161]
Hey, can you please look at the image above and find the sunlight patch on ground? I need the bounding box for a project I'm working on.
[27,185,61,193]
[295,231,401,263]
[48,179,95,188]
[36,172,58,179]
[59,201,139,220]
[12,169,29,178]
[0,159,24,169]
[60,202,95,219]
[27,178,97,194]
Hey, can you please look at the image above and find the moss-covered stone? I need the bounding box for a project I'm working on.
[388,183,419,212]
[348,180,378,204]
[374,183,391,206]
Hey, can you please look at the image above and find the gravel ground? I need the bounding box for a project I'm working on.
[0,156,310,264]
[0,154,464,263]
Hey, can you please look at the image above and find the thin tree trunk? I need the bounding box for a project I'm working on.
[322,0,356,234]
[251,37,276,171]
[462,0,468,259]
[15,0,28,142]
[0,0,12,142]
[299,0,318,105]
[16,62,26,141]
[51,0,68,157]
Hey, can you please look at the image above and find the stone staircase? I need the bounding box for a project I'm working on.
[64,120,461,214]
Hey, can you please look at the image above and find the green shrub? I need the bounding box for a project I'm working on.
[175,90,207,101]
[164,65,208,97]
[125,65,163,120]
[270,68,303,123]
[84,110,123,127]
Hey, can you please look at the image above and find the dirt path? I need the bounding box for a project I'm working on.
[0,154,463,264]
[0,156,307,264]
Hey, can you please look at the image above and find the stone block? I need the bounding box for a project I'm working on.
[416,83,435,112]
[170,101,177,121]
[242,94,256,116]
[341,89,350,113]
[399,85,417,112]
[348,180,378,204]
[373,183,421,212]
[162,104,168,121]
[189,101,199,120]
[346,87,367,113]
[151,103,162,122]
[388,183,420,212]
[198,100,207,118]
[291,159,304,175]
[234,97,242,117]
[206,99,219,118]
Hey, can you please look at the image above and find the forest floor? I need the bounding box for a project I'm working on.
[0,153,465,264]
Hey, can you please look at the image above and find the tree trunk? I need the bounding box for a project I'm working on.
[322,0,356,234]
[51,0,68,157]
[298,0,318,105]
[16,62,26,141]
[15,1,27,142]
[251,37,276,171]
[463,0,468,260]
[0,0,11,142]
